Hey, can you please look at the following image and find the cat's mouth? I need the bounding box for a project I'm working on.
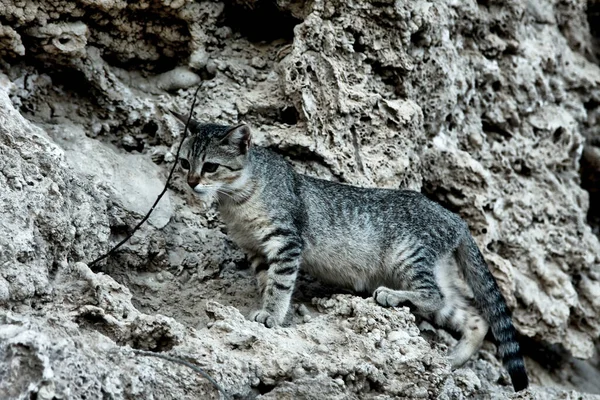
[190,186,218,208]
[191,185,219,199]
[193,188,216,199]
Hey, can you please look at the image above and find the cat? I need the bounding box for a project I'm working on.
[172,115,529,392]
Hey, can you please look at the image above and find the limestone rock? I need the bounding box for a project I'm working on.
[2,0,600,398]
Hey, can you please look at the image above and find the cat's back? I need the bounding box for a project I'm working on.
[299,174,453,217]
[296,173,466,249]
[249,146,463,233]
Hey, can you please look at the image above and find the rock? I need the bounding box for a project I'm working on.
[152,66,202,92]
[1,0,600,398]
[49,126,173,229]
[0,80,110,302]
[26,22,89,57]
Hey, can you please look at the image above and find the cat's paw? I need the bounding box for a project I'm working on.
[373,287,401,307]
[249,310,277,328]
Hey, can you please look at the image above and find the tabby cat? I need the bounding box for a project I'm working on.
[173,116,529,392]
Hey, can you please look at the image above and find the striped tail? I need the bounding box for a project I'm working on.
[456,234,529,392]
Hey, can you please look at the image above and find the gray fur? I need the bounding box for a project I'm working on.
[176,119,529,392]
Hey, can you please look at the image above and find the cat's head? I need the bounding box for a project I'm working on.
[172,113,252,202]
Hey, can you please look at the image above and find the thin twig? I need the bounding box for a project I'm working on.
[89,85,202,268]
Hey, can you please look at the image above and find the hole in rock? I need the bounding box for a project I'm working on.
[585,98,600,111]
[109,224,130,243]
[519,335,567,372]
[143,121,159,136]
[366,59,399,90]
[152,335,176,352]
[410,28,428,46]
[221,1,302,43]
[242,104,299,126]
[420,183,463,215]
[47,68,94,99]
[586,1,600,63]
[90,9,191,73]
[279,106,299,125]
[266,143,328,168]
[552,127,565,143]
[131,330,177,353]
[481,118,512,141]
[101,52,181,74]
[352,31,367,53]
[256,381,276,395]
[580,146,600,236]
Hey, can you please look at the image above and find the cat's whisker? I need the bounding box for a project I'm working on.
[219,186,255,204]
[215,189,236,201]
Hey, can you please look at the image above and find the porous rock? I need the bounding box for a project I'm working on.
[2,0,600,398]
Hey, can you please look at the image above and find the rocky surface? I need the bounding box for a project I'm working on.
[2,0,600,398]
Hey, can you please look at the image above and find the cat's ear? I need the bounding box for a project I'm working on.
[169,110,198,130]
[169,110,188,124]
[221,124,251,155]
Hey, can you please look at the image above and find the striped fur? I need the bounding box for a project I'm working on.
[175,118,529,391]
[455,236,529,391]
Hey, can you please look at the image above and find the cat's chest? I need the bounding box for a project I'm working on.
[219,200,273,253]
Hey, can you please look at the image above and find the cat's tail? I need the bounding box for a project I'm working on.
[456,233,529,392]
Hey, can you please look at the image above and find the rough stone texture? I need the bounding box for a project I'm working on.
[2,0,600,398]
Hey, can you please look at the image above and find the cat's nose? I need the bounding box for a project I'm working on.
[187,175,201,189]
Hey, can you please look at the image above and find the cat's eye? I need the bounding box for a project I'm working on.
[180,158,190,170]
[202,162,219,173]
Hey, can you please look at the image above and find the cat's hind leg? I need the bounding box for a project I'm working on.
[439,304,489,368]
[373,265,444,314]
[432,252,489,368]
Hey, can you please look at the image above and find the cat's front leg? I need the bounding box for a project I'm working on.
[249,233,302,328]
